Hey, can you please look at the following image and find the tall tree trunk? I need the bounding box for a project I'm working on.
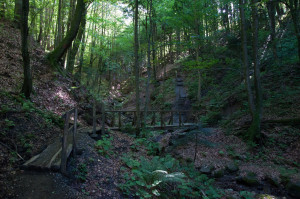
[288,0,300,62]
[144,0,152,126]
[152,21,157,81]
[66,6,86,73]
[47,0,85,68]
[267,0,277,60]
[21,0,32,99]
[249,0,263,142]
[239,0,255,118]
[37,0,44,44]
[76,29,86,83]
[14,0,22,27]
[134,0,141,136]
[55,0,63,48]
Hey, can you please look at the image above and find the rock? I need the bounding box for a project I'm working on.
[226,162,239,173]
[236,172,259,186]
[287,181,300,198]
[90,134,98,139]
[265,175,280,187]
[200,165,213,174]
[213,169,225,178]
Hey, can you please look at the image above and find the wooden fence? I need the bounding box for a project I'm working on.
[61,108,78,174]
[92,103,198,132]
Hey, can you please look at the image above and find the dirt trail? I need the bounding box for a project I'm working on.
[13,171,80,199]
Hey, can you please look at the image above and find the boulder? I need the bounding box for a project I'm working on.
[226,162,239,173]
[236,172,259,186]
[200,165,213,174]
[287,181,300,198]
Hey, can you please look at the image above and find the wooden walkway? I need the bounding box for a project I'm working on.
[23,108,78,174]
[91,108,199,133]
[23,106,198,173]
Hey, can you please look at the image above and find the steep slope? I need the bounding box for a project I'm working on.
[0,19,87,198]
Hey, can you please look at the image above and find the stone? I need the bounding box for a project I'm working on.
[236,172,259,186]
[287,181,300,198]
[265,175,280,187]
[200,165,213,174]
[226,162,239,173]
[213,169,225,178]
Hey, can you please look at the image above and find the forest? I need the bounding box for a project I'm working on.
[0,0,299,198]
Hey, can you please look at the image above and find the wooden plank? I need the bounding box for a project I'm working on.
[61,112,70,174]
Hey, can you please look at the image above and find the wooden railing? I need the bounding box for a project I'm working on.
[92,104,198,132]
[61,108,78,174]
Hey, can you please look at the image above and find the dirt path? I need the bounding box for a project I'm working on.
[13,171,80,199]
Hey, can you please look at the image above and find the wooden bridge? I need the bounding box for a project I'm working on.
[92,108,199,133]
[23,106,198,173]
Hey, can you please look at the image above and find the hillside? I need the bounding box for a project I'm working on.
[1,0,300,198]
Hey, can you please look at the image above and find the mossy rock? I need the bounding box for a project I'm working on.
[226,162,239,173]
[236,172,259,186]
[287,181,300,198]
[213,169,225,178]
[265,175,280,187]
[200,165,213,174]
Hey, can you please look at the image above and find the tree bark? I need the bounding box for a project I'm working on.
[21,0,32,99]
[249,0,263,142]
[288,0,300,62]
[47,0,85,68]
[14,0,22,26]
[55,0,63,48]
[239,0,255,115]
[66,6,87,73]
[267,0,277,60]
[144,0,153,126]
[134,0,141,136]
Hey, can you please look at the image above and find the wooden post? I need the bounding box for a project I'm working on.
[133,111,137,126]
[61,112,70,174]
[151,112,156,125]
[101,102,105,134]
[92,100,96,134]
[169,111,173,125]
[160,111,164,128]
[73,108,77,156]
[140,111,144,127]
[179,111,182,127]
[118,112,122,129]
[112,112,115,127]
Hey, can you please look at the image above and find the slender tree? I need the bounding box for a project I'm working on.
[66,6,87,73]
[47,0,86,68]
[21,0,32,98]
[134,0,141,136]
[14,0,22,26]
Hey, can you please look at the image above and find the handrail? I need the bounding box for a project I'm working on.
[61,107,78,174]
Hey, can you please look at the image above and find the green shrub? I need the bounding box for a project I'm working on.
[94,135,113,157]
[121,123,136,135]
[75,163,88,182]
[119,154,221,198]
